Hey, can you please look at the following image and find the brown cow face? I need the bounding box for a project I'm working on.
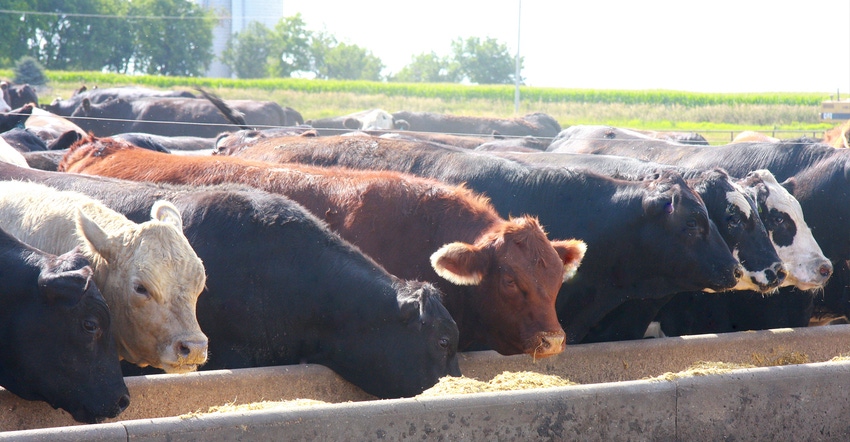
[430,216,586,358]
[77,200,209,374]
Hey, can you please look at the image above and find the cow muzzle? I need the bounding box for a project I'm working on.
[526,330,566,359]
[161,336,209,373]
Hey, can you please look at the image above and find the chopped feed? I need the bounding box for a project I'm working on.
[418,371,577,397]
[645,361,757,381]
[179,399,328,418]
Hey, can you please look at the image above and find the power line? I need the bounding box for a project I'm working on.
[0,8,235,21]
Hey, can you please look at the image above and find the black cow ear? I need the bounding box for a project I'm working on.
[39,270,88,307]
[398,298,421,325]
[643,193,675,217]
[343,117,362,130]
[781,177,797,195]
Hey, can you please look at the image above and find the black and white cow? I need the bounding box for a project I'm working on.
[548,127,847,321]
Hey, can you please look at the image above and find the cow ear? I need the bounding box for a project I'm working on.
[394,119,410,131]
[398,298,421,325]
[81,97,91,112]
[430,242,486,286]
[781,177,797,195]
[151,200,183,230]
[39,269,89,307]
[551,239,588,282]
[76,204,121,264]
[643,193,675,217]
[343,117,363,130]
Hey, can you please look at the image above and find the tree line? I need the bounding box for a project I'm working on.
[1,1,522,85]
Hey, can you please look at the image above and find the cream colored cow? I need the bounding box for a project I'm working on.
[0,180,208,373]
[0,137,29,168]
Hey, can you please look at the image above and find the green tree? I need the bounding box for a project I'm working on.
[221,21,276,79]
[322,43,383,81]
[13,56,47,85]
[129,0,215,76]
[450,36,521,85]
[392,52,459,83]
[269,13,313,78]
[0,1,31,67]
[58,0,133,71]
[309,31,383,80]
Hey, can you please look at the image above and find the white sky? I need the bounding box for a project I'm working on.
[282,1,850,94]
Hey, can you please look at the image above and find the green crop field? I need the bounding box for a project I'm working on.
[4,70,839,145]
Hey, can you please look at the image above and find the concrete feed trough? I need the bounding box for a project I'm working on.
[2,325,850,440]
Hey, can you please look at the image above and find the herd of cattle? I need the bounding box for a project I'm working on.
[0,81,846,424]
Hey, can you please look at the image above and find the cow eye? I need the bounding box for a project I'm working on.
[134,283,150,297]
[773,215,785,224]
[82,318,100,335]
[438,337,450,349]
[728,214,743,227]
[686,219,698,229]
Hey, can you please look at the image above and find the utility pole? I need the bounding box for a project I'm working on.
[514,0,521,114]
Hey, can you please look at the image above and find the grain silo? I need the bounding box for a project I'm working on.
[194,0,285,78]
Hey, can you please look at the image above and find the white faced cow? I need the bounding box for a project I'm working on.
[739,170,832,291]
[0,180,208,373]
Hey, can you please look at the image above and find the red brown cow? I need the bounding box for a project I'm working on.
[59,137,587,358]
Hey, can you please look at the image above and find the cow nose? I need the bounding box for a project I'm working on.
[533,332,565,358]
[116,394,131,414]
[772,263,787,285]
[733,265,744,281]
[175,339,208,364]
[820,261,834,280]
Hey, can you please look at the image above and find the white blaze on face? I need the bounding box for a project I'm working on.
[357,109,395,130]
[727,182,753,220]
[752,170,831,290]
[726,181,779,292]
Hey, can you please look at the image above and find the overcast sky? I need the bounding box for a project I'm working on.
[281,1,850,94]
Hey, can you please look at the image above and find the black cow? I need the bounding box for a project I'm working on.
[1,82,39,109]
[0,228,129,423]
[548,127,850,321]
[0,103,33,133]
[218,134,744,343]
[43,86,197,116]
[391,111,562,141]
[2,127,48,152]
[0,162,460,399]
[67,97,301,137]
[485,150,835,336]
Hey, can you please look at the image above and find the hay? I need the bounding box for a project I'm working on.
[751,351,810,367]
[418,371,576,397]
[646,361,757,381]
[179,399,328,418]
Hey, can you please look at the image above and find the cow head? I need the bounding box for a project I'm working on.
[690,169,786,293]
[75,200,209,373]
[0,246,129,423]
[641,171,743,293]
[331,281,460,398]
[430,216,586,358]
[741,170,832,291]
